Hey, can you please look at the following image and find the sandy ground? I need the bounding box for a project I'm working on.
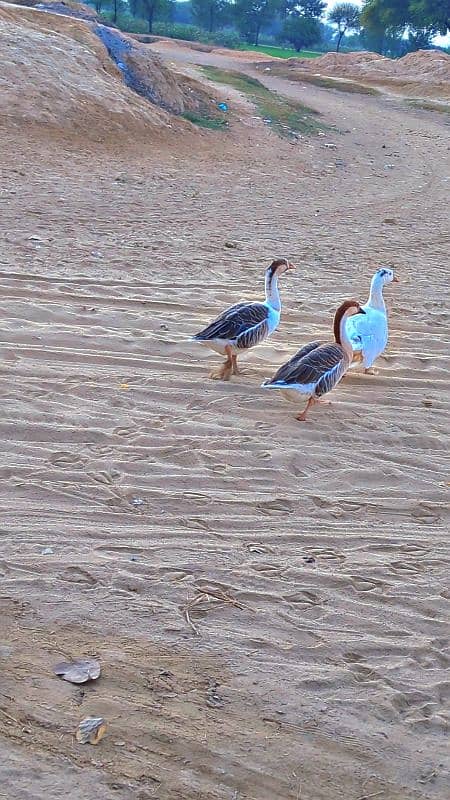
[1,37,449,800]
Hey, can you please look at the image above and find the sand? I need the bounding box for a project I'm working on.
[1,18,449,800]
[261,48,450,102]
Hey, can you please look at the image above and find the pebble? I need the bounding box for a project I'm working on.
[41,547,54,555]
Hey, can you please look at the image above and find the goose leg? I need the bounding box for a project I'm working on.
[296,397,316,422]
[209,345,233,381]
[232,355,245,375]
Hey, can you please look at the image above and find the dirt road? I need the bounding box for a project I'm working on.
[1,38,449,800]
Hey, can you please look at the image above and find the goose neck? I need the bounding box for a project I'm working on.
[265,269,281,311]
[368,276,386,312]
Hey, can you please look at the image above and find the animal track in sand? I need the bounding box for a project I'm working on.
[59,567,99,588]
[255,498,293,515]
[48,451,87,468]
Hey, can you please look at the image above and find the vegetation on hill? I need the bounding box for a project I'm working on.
[83,0,449,58]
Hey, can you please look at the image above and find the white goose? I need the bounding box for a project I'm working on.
[192,258,295,380]
[346,267,398,373]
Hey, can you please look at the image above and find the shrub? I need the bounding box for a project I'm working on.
[152,23,209,41]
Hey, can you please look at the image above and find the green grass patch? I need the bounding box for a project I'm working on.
[405,98,450,115]
[201,65,325,138]
[182,111,228,129]
[238,44,321,59]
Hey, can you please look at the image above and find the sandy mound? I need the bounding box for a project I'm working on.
[267,49,450,101]
[0,2,216,141]
[7,0,100,19]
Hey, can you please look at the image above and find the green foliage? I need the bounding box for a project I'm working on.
[410,0,450,35]
[284,0,326,18]
[360,0,449,54]
[201,65,326,136]
[151,22,241,46]
[191,0,231,32]
[281,15,321,50]
[234,0,282,46]
[328,2,360,51]
[210,29,242,47]
[152,21,208,38]
[129,0,172,32]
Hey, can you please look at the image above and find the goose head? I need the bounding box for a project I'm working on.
[374,267,399,285]
[267,258,296,279]
[334,300,365,344]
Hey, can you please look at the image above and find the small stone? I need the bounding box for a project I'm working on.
[41,547,54,555]
[224,241,239,249]
[421,399,433,407]
[383,218,396,224]
[131,497,145,506]
[114,740,126,747]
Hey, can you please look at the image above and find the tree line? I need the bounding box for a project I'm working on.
[90,0,450,55]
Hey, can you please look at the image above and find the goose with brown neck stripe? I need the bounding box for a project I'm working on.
[262,300,366,421]
[192,258,295,381]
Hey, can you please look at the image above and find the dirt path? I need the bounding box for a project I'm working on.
[1,39,449,800]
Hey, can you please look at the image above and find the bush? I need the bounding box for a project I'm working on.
[151,23,240,48]
[210,30,241,49]
[152,23,209,42]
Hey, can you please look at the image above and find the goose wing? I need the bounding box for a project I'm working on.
[346,308,388,367]
[193,302,269,344]
[265,343,346,395]
[266,341,322,384]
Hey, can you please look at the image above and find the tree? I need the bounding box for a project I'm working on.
[328,2,360,51]
[410,0,450,35]
[234,0,281,45]
[282,14,321,49]
[191,0,230,32]
[361,0,450,46]
[285,0,326,17]
[131,0,158,32]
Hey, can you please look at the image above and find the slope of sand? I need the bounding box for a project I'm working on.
[1,26,450,800]
[0,2,216,140]
[263,48,450,101]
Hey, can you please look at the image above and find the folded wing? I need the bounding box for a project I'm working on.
[193,302,269,345]
[266,342,346,396]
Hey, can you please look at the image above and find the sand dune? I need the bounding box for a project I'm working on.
[1,22,449,800]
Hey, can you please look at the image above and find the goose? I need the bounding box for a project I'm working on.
[192,258,295,380]
[346,267,398,374]
[261,300,365,421]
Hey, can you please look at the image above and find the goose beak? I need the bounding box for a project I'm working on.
[392,276,399,283]
[358,308,366,314]
[287,262,296,271]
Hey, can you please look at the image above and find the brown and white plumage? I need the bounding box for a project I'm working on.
[192,258,295,380]
[262,300,366,421]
